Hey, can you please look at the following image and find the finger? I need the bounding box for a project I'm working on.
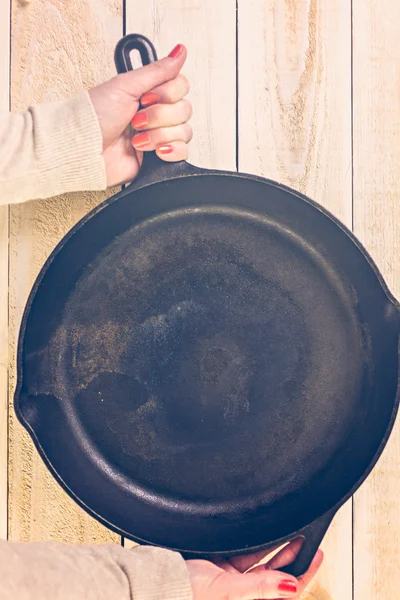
[212,558,241,575]
[155,141,189,162]
[132,124,193,150]
[297,549,324,592]
[264,539,304,571]
[131,99,192,131]
[116,44,187,100]
[141,74,190,107]
[251,538,321,589]
[215,570,299,600]
[228,546,281,573]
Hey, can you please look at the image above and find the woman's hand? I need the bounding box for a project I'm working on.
[187,538,324,599]
[89,43,192,187]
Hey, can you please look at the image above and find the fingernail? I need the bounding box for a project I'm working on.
[168,44,184,59]
[141,93,160,107]
[278,580,298,596]
[157,144,173,155]
[131,112,148,130]
[132,132,150,148]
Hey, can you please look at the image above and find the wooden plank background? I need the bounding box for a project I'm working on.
[0,0,399,597]
[353,2,400,600]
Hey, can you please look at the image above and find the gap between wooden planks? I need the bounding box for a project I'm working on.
[353,2,400,600]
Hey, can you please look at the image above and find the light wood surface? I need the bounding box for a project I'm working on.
[3,1,400,597]
[0,0,11,541]
[8,0,122,544]
[238,1,352,598]
[353,2,400,599]
[126,0,237,172]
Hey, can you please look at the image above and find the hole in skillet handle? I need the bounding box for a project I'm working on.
[280,508,336,578]
[114,34,193,184]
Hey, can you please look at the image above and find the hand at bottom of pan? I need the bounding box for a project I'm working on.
[186,538,324,599]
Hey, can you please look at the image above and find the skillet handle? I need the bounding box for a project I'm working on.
[114,34,190,180]
[114,34,158,73]
[280,508,337,577]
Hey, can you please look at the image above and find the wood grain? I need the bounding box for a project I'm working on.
[123,0,236,548]
[126,0,237,171]
[8,0,122,543]
[353,2,400,599]
[6,2,399,595]
[238,1,352,598]
[0,0,10,541]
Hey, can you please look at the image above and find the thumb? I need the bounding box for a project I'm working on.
[114,44,187,100]
[214,570,299,600]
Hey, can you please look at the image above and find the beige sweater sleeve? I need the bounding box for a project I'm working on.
[0,91,107,205]
[0,539,192,600]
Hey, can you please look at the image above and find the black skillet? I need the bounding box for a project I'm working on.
[14,34,400,577]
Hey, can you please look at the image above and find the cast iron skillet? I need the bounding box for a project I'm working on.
[15,34,400,577]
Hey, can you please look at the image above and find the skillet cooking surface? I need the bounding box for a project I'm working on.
[58,204,359,504]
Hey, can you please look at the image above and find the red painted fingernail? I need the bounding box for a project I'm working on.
[141,93,160,107]
[168,44,184,59]
[278,580,298,595]
[132,132,150,148]
[157,144,173,155]
[131,112,148,130]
